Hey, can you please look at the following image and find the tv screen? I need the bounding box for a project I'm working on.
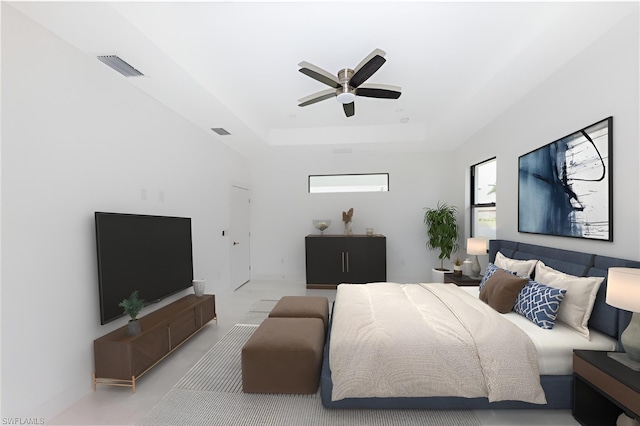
[95,212,194,325]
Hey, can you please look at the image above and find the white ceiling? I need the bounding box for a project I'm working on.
[9,1,637,157]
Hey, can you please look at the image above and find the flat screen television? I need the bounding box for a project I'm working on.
[95,212,194,325]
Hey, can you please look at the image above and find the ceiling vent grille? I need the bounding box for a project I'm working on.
[211,128,231,136]
[97,55,144,77]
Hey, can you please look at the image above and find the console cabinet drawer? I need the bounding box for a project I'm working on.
[168,309,197,348]
[132,326,170,376]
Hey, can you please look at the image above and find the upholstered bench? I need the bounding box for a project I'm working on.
[241,317,324,394]
[268,296,329,332]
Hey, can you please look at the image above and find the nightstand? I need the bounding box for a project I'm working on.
[444,274,482,286]
[573,350,640,426]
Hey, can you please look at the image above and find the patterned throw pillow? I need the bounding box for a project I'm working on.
[479,263,500,291]
[479,263,517,291]
[514,280,567,329]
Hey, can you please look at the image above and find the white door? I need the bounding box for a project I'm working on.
[230,185,251,289]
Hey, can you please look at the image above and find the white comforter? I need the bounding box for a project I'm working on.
[329,283,547,404]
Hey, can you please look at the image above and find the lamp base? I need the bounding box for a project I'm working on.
[471,255,481,278]
[607,352,640,371]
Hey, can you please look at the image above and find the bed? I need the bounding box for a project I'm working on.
[320,239,638,409]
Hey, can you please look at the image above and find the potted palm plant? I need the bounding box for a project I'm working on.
[424,202,460,282]
[119,290,145,336]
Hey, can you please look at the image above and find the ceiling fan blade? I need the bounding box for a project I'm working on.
[356,84,402,99]
[343,102,355,117]
[298,88,336,107]
[298,61,340,88]
[350,49,387,88]
[353,48,386,73]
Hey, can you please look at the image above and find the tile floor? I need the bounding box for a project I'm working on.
[48,280,578,426]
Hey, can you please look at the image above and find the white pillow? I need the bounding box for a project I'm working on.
[534,261,603,339]
[494,251,538,278]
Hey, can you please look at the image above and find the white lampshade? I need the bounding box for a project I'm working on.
[606,267,640,313]
[467,238,487,256]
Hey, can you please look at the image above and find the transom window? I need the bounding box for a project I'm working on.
[308,173,389,193]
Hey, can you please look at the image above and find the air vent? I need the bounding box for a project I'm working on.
[211,128,231,136]
[97,55,144,77]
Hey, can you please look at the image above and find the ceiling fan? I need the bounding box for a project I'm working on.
[297,48,402,118]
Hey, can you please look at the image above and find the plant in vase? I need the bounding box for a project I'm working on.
[342,208,354,235]
[424,202,459,282]
[119,290,145,336]
[453,258,463,276]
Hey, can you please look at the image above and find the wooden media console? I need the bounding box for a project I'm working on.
[93,294,216,392]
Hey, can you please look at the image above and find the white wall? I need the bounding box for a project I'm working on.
[454,11,640,261]
[249,147,458,283]
[1,5,249,419]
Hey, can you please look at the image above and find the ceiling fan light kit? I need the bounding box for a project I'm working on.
[298,48,401,117]
[336,91,356,104]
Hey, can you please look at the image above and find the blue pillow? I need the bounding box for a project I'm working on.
[479,263,517,291]
[479,263,499,291]
[514,280,567,329]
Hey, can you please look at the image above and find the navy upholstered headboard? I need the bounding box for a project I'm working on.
[489,240,636,343]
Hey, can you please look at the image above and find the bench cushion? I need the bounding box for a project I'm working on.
[268,296,329,330]
[242,317,324,393]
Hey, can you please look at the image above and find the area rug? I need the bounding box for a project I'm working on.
[237,299,279,325]
[137,320,481,426]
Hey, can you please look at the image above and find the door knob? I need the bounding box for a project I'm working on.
[233,241,240,245]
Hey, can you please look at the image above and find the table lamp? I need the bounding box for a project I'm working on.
[606,267,640,370]
[467,238,487,278]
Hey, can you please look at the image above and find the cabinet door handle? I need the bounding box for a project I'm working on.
[346,252,349,273]
[342,252,345,272]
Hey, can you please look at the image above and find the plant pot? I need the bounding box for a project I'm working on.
[432,268,451,283]
[453,265,462,277]
[127,320,141,337]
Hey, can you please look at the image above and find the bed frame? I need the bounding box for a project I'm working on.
[320,239,637,409]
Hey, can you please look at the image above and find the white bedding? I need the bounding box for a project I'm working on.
[460,286,617,375]
[329,283,547,404]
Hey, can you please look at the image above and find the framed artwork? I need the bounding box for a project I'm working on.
[518,117,613,241]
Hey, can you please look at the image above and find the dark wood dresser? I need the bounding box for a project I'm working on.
[305,234,386,289]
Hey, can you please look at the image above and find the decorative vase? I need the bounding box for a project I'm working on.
[193,279,205,297]
[344,222,351,235]
[462,259,473,276]
[127,320,141,337]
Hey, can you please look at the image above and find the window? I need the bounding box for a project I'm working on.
[471,158,496,240]
[308,173,389,193]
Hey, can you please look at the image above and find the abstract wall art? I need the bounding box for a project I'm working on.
[518,117,613,241]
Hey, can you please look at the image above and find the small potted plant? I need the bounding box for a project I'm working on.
[119,290,145,336]
[453,258,463,277]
